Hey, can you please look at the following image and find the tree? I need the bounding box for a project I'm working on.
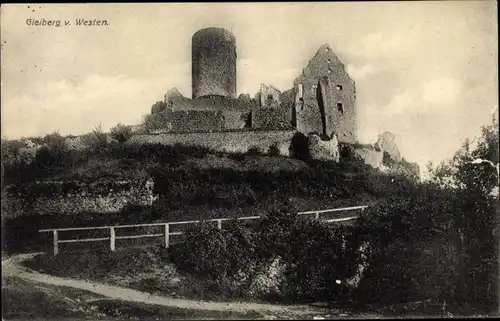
[427,117,499,312]
[110,123,132,143]
[428,117,499,194]
[353,117,499,314]
[82,123,109,151]
[151,101,168,114]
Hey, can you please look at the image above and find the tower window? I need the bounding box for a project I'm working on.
[328,68,332,74]
[337,103,344,114]
[327,59,331,63]
[336,85,343,91]
[299,98,304,110]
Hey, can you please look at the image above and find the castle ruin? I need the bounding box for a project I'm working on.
[148,27,357,144]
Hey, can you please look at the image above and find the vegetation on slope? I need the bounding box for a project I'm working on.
[5,119,499,317]
[2,130,415,254]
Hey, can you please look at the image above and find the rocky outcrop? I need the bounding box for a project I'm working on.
[379,159,421,182]
[375,131,401,163]
[308,133,340,162]
[2,178,157,219]
[164,87,184,101]
[247,256,287,297]
[351,145,384,169]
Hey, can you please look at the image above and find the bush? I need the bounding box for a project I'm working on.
[142,113,169,133]
[268,143,281,156]
[42,131,67,150]
[110,123,132,143]
[1,139,29,169]
[170,208,359,302]
[82,124,109,151]
[244,146,263,156]
[351,186,499,314]
[151,101,168,114]
[29,132,76,173]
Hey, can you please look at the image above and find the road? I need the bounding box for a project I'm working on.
[2,253,331,319]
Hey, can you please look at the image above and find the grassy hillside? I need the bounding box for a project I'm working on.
[2,133,417,254]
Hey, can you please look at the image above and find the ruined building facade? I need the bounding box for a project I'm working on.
[291,44,357,143]
[148,27,357,144]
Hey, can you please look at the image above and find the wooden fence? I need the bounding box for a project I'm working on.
[39,205,368,255]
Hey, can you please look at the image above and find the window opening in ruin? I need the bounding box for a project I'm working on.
[327,59,331,63]
[328,68,332,74]
[337,103,344,114]
[299,98,304,110]
[336,85,343,91]
[317,81,328,137]
[297,84,304,110]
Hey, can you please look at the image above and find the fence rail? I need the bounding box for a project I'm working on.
[39,205,368,255]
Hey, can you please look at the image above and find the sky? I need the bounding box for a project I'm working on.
[1,2,498,172]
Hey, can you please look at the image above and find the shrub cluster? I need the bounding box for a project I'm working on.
[169,208,360,303]
[351,185,499,314]
[110,123,133,143]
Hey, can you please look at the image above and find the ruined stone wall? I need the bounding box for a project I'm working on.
[221,110,249,130]
[294,44,357,143]
[351,145,384,169]
[190,96,258,111]
[281,88,295,104]
[150,94,258,131]
[2,179,156,219]
[259,84,281,107]
[308,133,340,162]
[251,106,293,130]
[127,130,297,156]
[165,110,224,133]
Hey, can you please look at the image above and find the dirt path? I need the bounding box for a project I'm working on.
[2,253,325,317]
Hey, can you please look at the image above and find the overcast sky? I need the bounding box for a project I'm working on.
[1,2,498,171]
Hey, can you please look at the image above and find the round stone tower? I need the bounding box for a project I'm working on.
[192,27,237,99]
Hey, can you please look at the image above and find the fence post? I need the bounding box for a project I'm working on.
[110,227,116,252]
[315,212,320,220]
[164,223,170,248]
[217,219,222,230]
[53,230,59,256]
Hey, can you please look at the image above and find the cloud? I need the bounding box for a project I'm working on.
[385,90,416,114]
[356,29,419,58]
[421,77,462,104]
[1,70,191,139]
[346,64,376,81]
[237,58,298,95]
